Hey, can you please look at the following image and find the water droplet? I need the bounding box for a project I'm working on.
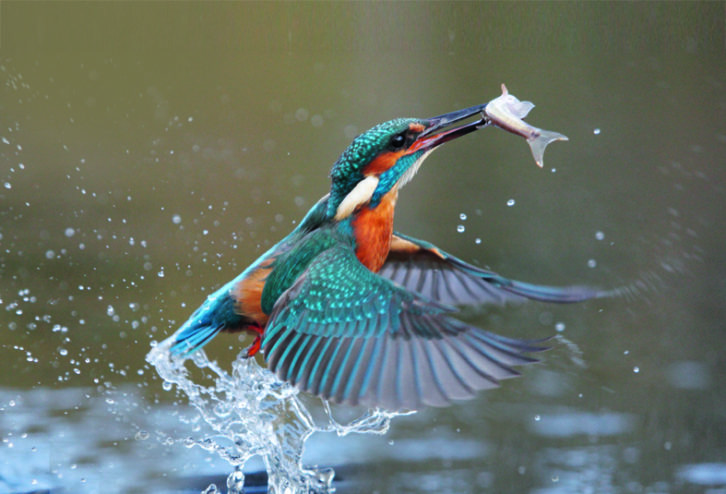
[135,430,149,441]
[534,414,541,421]
[45,250,55,259]
[459,213,467,221]
[172,214,182,224]
[475,238,482,245]
[64,227,75,237]
[227,469,245,492]
[587,259,597,268]
[633,366,640,374]
[59,348,68,356]
[311,114,324,127]
[3,182,11,189]
[595,231,605,241]
[295,108,309,122]
[506,199,515,207]
[456,225,465,233]
[593,128,601,135]
[555,322,566,332]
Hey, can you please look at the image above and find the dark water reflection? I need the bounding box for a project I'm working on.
[1,3,725,493]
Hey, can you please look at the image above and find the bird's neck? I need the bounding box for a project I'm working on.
[350,187,398,272]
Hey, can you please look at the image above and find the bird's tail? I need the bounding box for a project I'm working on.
[168,286,241,356]
[170,320,223,356]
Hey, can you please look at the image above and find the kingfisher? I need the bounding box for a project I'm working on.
[169,102,597,410]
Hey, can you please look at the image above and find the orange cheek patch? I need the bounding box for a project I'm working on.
[363,150,405,176]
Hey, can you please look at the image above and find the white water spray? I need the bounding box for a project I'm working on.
[146,338,411,493]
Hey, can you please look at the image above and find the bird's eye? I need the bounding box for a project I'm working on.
[390,133,406,149]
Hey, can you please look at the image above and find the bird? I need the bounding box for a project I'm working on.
[169,103,598,411]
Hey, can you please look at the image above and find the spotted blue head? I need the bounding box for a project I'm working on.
[328,104,488,221]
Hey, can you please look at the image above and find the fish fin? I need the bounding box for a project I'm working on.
[527,129,568,168]
[511,100,535,119]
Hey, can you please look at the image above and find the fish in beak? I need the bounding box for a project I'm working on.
[484,83,568,168]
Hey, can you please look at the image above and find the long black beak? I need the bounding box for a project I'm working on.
[409,104,489,153]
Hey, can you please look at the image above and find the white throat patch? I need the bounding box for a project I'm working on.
[398,148,435,189]
[334,175,380,221]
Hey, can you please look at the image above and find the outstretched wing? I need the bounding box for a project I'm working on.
[262,245,545,411]
[379,232,600,306]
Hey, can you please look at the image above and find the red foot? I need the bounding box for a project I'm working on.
[243,324,264,358]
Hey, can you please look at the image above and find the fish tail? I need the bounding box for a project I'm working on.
[527,129,568,168]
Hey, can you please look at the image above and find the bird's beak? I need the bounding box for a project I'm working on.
[408,104,489,154]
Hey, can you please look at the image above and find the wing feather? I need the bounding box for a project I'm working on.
[262,245,547,410]
[382,232,601,306]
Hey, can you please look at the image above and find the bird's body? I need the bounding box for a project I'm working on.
[171,102,597,410]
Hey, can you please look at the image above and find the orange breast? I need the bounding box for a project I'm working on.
[352,188,398,272]
[231,258,273,327]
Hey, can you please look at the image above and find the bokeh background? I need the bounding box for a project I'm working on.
[1,2,725,493]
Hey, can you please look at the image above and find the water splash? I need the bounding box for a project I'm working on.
[146,337,410,493]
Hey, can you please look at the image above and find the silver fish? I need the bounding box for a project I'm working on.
[484,83,568,168]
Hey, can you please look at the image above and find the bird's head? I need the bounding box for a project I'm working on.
[328,104,488,220]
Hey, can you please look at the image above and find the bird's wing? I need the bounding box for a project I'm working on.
[262,245,545,411]
[379,232,600,306]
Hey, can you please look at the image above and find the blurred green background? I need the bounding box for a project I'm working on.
[1,2,724,493]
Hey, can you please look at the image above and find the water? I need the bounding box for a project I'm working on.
[146,339,408,493]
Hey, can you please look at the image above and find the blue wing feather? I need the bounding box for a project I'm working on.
[262,245,547,410]
[382,232,603,305]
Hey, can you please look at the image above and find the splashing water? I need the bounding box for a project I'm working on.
[146,337,410,493]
